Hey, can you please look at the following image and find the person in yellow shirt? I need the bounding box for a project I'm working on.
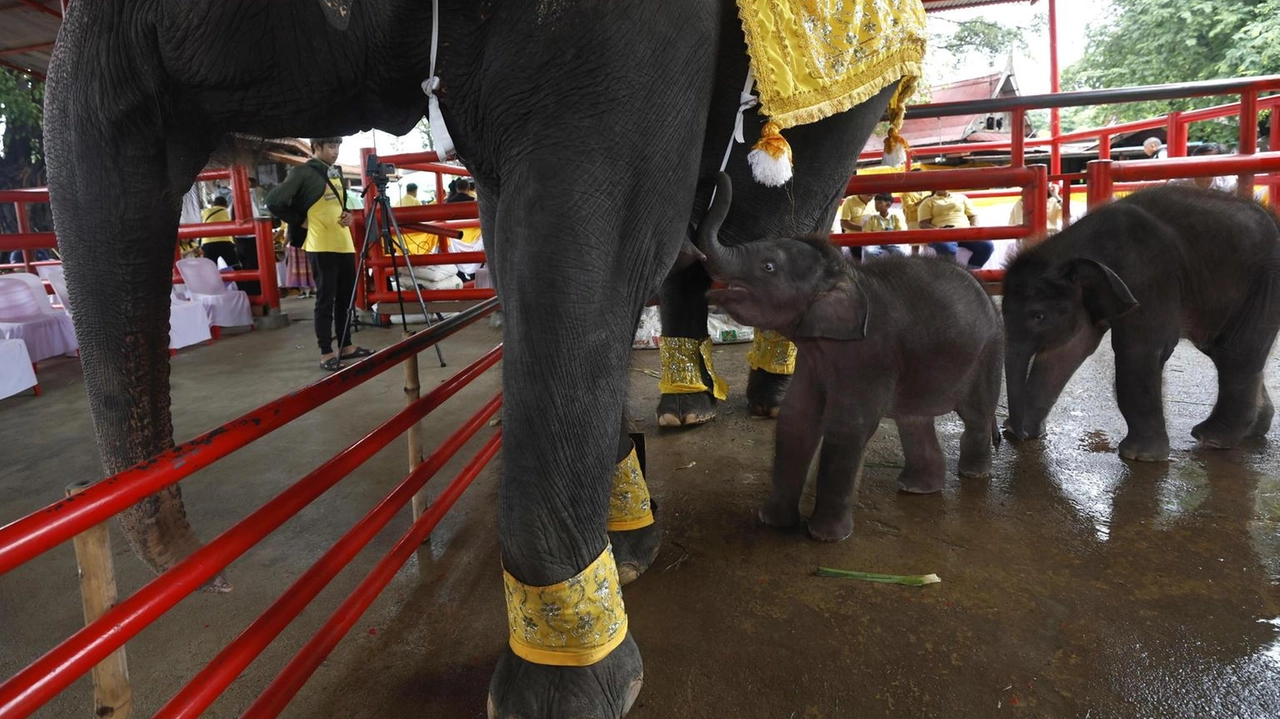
[266,137,371,371]
[397,182,440,256]
[838,193,873,232]
[199,196,241,269]
[917,189,993,270]
[858,193,907,260]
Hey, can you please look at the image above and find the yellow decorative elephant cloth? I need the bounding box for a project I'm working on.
[738,0,927,160]
[607,447,655,532]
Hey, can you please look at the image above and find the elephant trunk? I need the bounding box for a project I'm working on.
[694,172,741,279]
[1003,349,1045,441]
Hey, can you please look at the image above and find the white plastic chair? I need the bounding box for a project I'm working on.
[175,258,253,329]
[169,295,213,350]
[0,274,78,362]
[0,338,39,399]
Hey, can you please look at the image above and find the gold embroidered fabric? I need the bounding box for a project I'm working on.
[737,0,927,129]
[658,337,728,400]
[747,330,798,374]
[607,447,655,532]
[504,544,629,667]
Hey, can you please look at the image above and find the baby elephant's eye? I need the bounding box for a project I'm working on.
[762,261,777,273]
[1032,311,1046,323]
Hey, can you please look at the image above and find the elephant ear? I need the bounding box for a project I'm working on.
[1066,257,1138,323]
[794,280,869,341]
[317,0,354,29]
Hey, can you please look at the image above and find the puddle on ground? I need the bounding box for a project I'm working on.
[1078,429,1114,453]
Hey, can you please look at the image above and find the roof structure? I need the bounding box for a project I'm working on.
[0,0,60,80]
[0,0,1036,81]
[863,70,1030,156]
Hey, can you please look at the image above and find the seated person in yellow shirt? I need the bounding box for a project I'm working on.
[838,193,874,232]
[199,196,241,269]
[857,193,907,261]
[917,189,993,270]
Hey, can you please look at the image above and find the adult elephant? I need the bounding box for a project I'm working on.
[44,0,916,716]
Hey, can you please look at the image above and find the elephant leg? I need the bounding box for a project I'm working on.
[808,393,885,542]
[895,416,947,493]
[1194,294,1280,447]
[745,330,796,418]
[1113,339,1173,462]
[608,421,662,586]
[1250,383,1274,438]
[44,61,224,585]
[956,341,1001,478]
[656,261,720,427]
[1195,356,1266,449]
[759,364,824,529]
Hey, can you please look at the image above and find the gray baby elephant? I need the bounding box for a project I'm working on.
[695,174,1004,542]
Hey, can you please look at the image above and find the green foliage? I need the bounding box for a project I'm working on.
[0,67,43,131]
[929,17,1029,69]
[1063,0,1280,144]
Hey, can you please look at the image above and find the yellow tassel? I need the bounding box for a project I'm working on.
[882,77,917,168]
[749,121,794,186]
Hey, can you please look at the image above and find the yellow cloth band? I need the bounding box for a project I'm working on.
[747,330,797,375]
[737,0,926,130]
[504,545,629,667]
[607,447,655,532]
[658,336,728,400]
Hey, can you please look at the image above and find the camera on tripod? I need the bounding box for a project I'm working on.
[365,153,396,189]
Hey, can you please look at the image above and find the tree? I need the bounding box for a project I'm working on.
[923,14,1037,95]
[1062,0,1280,144]
[0,67,48,234]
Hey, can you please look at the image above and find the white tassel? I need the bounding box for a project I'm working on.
[749,121,793,187]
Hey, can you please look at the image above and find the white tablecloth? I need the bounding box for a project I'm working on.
[0,339,37,399]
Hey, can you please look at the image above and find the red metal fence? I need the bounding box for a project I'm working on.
[0,300,501,718]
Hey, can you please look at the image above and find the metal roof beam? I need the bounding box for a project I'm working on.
[10,0,61,18]
[0,56,46,80]
[0,41,55,57]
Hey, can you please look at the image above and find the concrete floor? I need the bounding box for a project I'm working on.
[2,295,1279,718]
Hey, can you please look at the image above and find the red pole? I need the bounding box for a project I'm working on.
[153,393,503,719]
[1048,0,1061,176]
[254,218,281,312]
[1168,111,1186,157]
[1270,106,1280,206]
[1239,90,1259,198]
[1086,159,1114,210]
[1027,164,1048,236]
[1098,132,1111,161]
[241,430,504,719]
[0,346,503,718]
[1011,109,1025,167]
[14,203,33,274]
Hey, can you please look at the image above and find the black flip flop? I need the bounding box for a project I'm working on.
[319,357,342,371]
[340,347,374,360]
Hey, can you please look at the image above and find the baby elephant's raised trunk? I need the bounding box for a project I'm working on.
[694,172,740,278]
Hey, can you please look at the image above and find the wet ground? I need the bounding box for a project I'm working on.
[2,295,1279,718]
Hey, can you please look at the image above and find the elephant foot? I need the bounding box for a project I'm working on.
[609,501,662,586]
[758,494,802,528]
[656,392,717,427]
[1118,433,1171,462]
[1191,418,1247,450]
[1248,394,1274,438]
[746,368,790,418]
[1002,417,1044,442]
[896,468,946,494]
[956,450,992,479]
[488,637,643,719]
[806,509,853,543]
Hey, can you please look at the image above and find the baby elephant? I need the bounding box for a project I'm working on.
[695,174,1003,542]
[1002,185,1280,461]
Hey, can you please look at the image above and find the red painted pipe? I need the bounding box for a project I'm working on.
[845,167,1036,196]
[0,233,55,252]
[176,221,254,240]
[0,300,499,578]
[0,190,48,203]
[366,288,497,303]
[242,431,504,719]
[1112,153,1280,182]
[154,394,504,719]
[367,251,486,267]
[393,202,479,223]
[0,346,503,718]
[830,226,1030,248]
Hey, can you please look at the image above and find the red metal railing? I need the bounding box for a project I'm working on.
[0,299,501,717]
[1086,152,1280,209]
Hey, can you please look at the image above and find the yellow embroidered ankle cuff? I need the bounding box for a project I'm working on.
[504,544,629,667]
[747,330,797,375]
[607,447,654,532]
[658,336,728,400]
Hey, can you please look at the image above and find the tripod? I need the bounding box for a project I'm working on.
[345,175,447,368]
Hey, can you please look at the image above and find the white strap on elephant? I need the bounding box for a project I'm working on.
[708,68,759,207]
[420,0,456,159]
